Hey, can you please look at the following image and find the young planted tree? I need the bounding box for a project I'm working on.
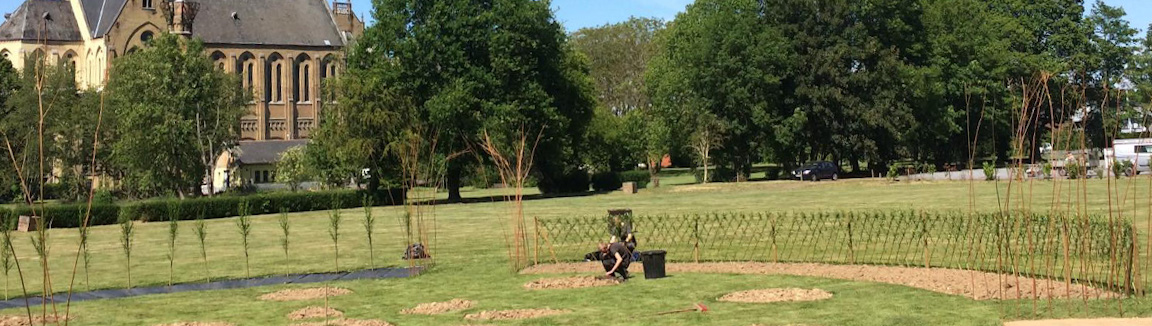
[76,209,91,291]
[362,196,376,267]
[236,201,253,278]
[278,207,291,275]
[1,217,13,299]
[194,214,210,282]
[166,202,180,286]
[328,198,342,272]
[118,216,135,288]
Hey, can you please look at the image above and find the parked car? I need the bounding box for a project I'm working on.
[792,162,838,181]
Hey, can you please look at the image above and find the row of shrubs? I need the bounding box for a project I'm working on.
[590,171,652,191]
[0,188,406,229]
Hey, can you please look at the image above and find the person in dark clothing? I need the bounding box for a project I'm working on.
[608,216,637,252]
[598,242,631,280]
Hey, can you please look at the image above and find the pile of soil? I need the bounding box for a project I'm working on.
[463,309,570,321]
[154,323,234,326]
[400,299,475,315]
[289,306,344,320]
[0,314,69,326]
[291,319,393,326]
[1004,318,1152,326]
[718,288,833,303]
[521,262,1116,300]
[523,276,620,290]
[259,287,353,301]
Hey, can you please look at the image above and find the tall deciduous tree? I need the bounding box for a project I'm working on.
[106,34,247,198]
[355,0,594,199]
[648,0,791,181]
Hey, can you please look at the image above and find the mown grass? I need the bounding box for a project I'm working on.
[4,177,1152,325]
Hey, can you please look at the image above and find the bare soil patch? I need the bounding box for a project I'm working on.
[524,276,620,290]
[291,319,393,326]
[1004,318,1152,326]
[154,323,234,326]
[718,288,833,303]
[259,287,353,301]
[400,299,476,315]
[521,262,1117,300]
[463,309,570,321]
[0,314,70,326]
[289,306,344,320]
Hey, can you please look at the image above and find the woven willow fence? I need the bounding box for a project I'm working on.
[535,211,1140,294]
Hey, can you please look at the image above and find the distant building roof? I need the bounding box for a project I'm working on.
[190,0,345,47]
[79,0,127,38]
[0,0,83,42]
[235,139,308,165]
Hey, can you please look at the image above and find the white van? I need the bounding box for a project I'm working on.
[1106,138,1152,175]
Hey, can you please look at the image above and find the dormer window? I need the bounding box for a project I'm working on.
[142,0,154,9]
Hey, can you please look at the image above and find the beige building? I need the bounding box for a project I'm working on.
[0,0,365,141]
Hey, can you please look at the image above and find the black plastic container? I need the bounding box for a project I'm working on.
[640,250,667,279]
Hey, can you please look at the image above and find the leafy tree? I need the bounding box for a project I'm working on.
[106,34,247,198]
[570,17,665,115]
[2,55,82,202]
[275,146,311,191]
[356,0,595,199]
[648,0,791,180]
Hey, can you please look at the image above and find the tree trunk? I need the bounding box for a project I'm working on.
[446,164,462,203]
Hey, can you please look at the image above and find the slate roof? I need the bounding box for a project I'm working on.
[79,0,127,38]
[191,0,345,47]
[0,0,83,42]
[236,140,309,165]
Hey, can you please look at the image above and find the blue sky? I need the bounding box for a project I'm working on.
[0,0,1149,36]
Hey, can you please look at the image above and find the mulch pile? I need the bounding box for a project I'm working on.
[0,314,69,326]
[259,287,353,301]
[154,323,234,326]
[291,319,393,326]
[400,299,475,315]
[523,276,620,290]
[718,288,833,303]
[463,309,569,321]
[289,306,344,320]
[521,262,1117,300]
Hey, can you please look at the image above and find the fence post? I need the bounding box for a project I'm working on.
[533,217,540,266]
[693,215,700,264]
[771,213,778,263]
[922,211,930,268]
[848,212,855,264]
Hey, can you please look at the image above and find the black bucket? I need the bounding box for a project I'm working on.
[639,250,667,279]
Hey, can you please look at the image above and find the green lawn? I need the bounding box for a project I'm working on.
[5,177,1152,325]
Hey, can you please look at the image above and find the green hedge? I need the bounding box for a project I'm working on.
[122,188,406,222]
[619,170,650,188]
[590,172,623,192]
[0,203,120,228]
[0,188,405,228]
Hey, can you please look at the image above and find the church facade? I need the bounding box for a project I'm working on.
[0,0,364,141]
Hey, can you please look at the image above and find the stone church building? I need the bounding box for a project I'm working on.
[0,0,364,141]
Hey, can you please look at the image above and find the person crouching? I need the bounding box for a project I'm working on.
[598,242,631,280]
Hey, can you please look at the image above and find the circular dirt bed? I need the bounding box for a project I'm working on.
[400,299,476,315]
[154,323,234,326]
[719,288,833,303]
[1004,318,1152,326]
[291,319,393,326]
[259,287,353,301]
[521,262,1117,300]
[0,314,70,326]
[524,276,619,290]
[289,306,344,320]
[464,309,570,321]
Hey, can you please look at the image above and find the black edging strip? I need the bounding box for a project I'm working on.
[0,266,423,310]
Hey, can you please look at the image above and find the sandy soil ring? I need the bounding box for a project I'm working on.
[259,287,353,301]
[1004,318,1152,326]
[289,306,345,320]
[719,288,833,303]
[0,314,70,326]
[400,299,476,315]
[524,276,620,290]
[291,319,393,326]
[520,262,1118,300]
[154,323,234,326]
[463,309,570,321]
